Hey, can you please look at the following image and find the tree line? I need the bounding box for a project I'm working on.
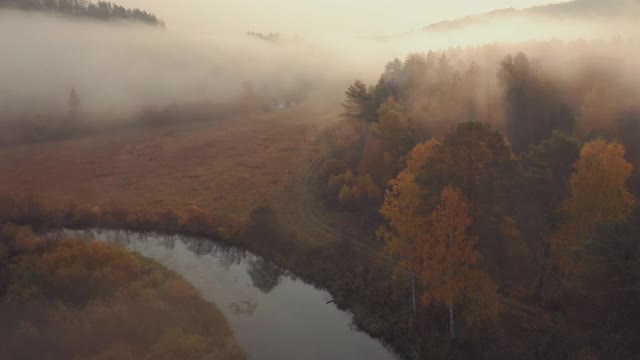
[0,0,164,26]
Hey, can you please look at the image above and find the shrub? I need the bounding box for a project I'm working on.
[244,205,283,245]
[180,206,211,235]
[319,158,348,182]
[72,205,102,226]
[156,209,180,233]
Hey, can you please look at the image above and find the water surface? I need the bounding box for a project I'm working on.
[64,229,396,360]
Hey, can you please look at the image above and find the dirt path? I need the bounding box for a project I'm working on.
[274,124,384,261]
[293,136,341,243]
[270,123,342,247]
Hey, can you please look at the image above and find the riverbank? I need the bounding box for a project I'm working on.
[0,224,245,359]
[0,195,409,357]
[61,228,396,360]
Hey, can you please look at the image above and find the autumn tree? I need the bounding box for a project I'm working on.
[417,187,498,339]
[378,139,439,312]
[418,122,516,279]
[550,139,635,296]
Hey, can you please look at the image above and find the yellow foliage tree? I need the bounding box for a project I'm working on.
[378,139,438,312]
[417,186,497,339]
[551,139,635,288]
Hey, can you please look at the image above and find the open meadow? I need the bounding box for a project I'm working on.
[0,106,333,230]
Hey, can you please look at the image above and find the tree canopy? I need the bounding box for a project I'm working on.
[0,0,164,26]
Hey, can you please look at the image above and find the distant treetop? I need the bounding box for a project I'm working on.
[0,0,165,27]
[247,31,280,42]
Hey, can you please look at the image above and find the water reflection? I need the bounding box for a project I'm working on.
[247,257,285,294]
[229,300,258,315]
[61,229,396,360]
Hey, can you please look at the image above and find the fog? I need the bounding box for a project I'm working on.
[3,3,640,358]
[0,4,638,124]
[114,0,568,36]
[0,10,367,119]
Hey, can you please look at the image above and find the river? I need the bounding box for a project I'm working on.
[62,229,396,360]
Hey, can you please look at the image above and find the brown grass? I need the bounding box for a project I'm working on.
[0,107,320,222]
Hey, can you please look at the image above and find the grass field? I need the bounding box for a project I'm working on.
[0,105,331,225]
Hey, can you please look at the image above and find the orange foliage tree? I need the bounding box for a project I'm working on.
[378,139,439,312]
[417,186,498,339]
[551,139,635,294]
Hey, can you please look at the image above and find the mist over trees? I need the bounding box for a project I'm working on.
[1,2,640,357]
[317,37,640,357]
[0,0,164,26]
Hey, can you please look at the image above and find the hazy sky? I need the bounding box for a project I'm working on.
[117,0,568,36]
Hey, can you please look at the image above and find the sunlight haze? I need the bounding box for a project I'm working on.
[116,0,570,36]
[2,0,640,359]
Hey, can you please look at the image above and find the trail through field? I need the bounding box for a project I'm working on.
[272,122,385,260]
[294,142,340,243]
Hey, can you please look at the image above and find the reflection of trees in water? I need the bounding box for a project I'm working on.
[107,230,178,252]
[182,236,247,270]
[157,234,177,250]
[182,236,217,256]
[247,256,285,294]
[213,246,246,270]
[229,300,258,316]
[62,230,288,292]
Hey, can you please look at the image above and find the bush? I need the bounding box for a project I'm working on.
[328,171,382,211]
[180,206,211,235]
[0,195,238,245]
[244,205,283,245]
[319,158,349,182]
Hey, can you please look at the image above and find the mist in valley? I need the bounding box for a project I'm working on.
[1,1,639,126]
[3,1,640,359]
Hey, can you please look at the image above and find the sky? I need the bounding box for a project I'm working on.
[116,0,569,37]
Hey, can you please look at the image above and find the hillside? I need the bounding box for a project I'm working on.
[423,0,639,32]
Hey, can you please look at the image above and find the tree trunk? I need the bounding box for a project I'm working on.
[448,228,455,339]
[534,240,550,303]
[361,118,366,156]
[411,271,416,314]
[449,303,455,339]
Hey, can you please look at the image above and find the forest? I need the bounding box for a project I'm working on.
[0,0,163,26]
[315,40,640,358]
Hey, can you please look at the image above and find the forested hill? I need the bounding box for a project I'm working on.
[0,0,164,27]
[423,0,639,32]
